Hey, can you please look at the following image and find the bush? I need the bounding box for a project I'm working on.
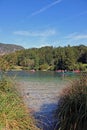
[39,63,49,71]
[55,73,87,130]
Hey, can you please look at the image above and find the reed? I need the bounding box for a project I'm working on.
[55,73,87,130]
[0,75,39,130]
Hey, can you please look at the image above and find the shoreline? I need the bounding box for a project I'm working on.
[16,80,67,130]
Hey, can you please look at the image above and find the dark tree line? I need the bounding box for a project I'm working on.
[0,45,87,71]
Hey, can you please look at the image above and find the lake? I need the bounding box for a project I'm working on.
[7,70,78,82]
[6,70,79,130]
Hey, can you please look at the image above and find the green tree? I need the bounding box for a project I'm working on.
[64,46,76,70]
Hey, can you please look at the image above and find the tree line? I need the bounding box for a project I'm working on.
[0,45,87,71]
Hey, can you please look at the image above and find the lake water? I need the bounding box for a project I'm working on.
[7,71,79,130]
[7,70,78,82]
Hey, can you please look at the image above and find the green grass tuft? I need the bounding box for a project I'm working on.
[0,75,40,130]
[55,73,87,130]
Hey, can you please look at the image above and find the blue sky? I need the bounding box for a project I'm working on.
[0,0,87,48]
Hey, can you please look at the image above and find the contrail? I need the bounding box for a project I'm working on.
[31,0,62,16]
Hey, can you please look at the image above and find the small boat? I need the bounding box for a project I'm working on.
[30,69,36,72]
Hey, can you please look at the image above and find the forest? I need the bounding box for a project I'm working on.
[0,44,87,71]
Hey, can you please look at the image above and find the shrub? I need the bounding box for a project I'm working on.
[55,73,87,130]
[39,63,49,71]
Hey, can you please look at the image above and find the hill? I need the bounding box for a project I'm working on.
[0,43,24,55]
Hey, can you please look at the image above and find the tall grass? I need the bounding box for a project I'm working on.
[55,73,87,130]
[0,75,40,130]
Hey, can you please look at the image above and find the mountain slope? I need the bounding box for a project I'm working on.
[0,43,24,55]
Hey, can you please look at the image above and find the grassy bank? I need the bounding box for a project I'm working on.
[55,73,87,130]
[0,75,39,130]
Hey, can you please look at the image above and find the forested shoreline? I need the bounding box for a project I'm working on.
[0,45,87,71]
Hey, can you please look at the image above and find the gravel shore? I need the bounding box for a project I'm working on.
[17,80,67,130]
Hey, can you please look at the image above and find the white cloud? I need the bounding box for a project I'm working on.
[31,0,62,16]
[74,35,87,40]
[14,29,56,37]
[62,32,87,46]
[38,43,51,48]
[65,33,87,40]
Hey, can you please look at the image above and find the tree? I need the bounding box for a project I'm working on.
[64,46,76,70]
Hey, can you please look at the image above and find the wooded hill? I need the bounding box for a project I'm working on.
[0,44,87,71]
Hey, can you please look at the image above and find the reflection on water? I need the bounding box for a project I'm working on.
[6,71,79,130]
[6,70,78,82]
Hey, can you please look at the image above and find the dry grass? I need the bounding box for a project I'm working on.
[0,75,40,130]
[55,73,87,130]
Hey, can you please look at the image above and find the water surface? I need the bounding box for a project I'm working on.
[7,71,79,130]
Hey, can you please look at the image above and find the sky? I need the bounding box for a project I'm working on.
[0,0,87,48]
